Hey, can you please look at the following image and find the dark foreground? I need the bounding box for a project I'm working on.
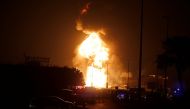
[1,88,190,109]
[0,64,189,109]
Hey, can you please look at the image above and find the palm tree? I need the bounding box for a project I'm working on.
[156,36,190,93]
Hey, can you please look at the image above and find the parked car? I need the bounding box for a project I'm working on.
[58,89,86,108]
[29,96,74,109]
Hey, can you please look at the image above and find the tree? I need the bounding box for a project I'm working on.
[156,36,190,92]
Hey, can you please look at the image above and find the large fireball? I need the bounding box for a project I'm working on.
[79,32,109,88]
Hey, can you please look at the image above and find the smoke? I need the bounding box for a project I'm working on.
[76,2,92,33]
[107,54,132,88]
[76,2,106,35]
[72,51,87,78]
[80,2,91,15]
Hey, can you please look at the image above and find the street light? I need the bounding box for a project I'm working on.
[138,0,144,101]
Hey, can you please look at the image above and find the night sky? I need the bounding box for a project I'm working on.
[1,0,190,75]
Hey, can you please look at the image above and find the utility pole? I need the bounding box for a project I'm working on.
[91,63,94,87]
[127,61,130,89]
[138,0,144,101]
[91,72,93,87]
[106,62,109,88]
[163,16,169,97]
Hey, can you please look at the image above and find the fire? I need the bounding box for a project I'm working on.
[79,32,109,88]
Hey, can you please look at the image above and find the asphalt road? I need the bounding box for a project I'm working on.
[85,100,125,109]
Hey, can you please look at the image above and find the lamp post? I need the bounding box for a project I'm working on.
[138,0,144,101]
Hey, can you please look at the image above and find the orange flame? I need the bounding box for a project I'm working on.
[79,32,109,88]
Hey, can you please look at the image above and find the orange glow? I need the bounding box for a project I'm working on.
[79,32,109,88]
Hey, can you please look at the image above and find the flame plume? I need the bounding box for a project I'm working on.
[79,32,109,88]
[74,2,109,88]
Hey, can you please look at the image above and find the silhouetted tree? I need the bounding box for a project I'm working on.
[156,36,190,92]
[0,64,85,97]
[0,64,85,108]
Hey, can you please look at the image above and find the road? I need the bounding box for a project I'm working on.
[85,99,125,109]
